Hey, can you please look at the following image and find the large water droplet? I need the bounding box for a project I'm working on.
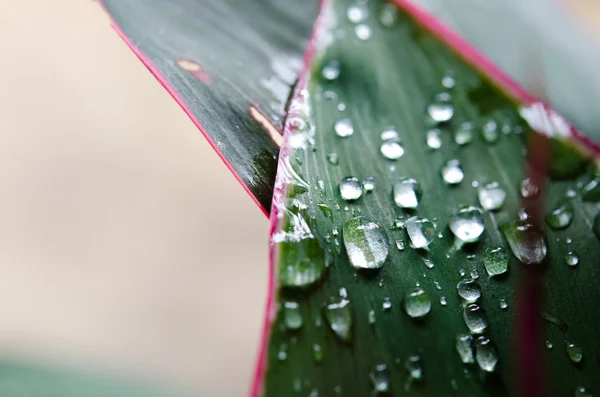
[501,221,548,265]
[427,92,454,123]
[404,288,431,318]
[334,118,354,137]
[406,216,437,249]
[339,177,363,201]
[343,216,389,269]
[405,355,423,380]
[478,182,506,211]
[324,297,352,342]
[483,247,509,276]
[475,336,498,372]
[441,159,464,185]
[520,177,539,198]
[455,334,475,364]
[354,24,372,40]
[545,202,573,230]
[347,4,369,23]
[463,303,488,334]
[393,178,422,209]
[454,122,474,145]
[456,278,481,302]
[426,129,442,149]
[449,206,485,243]
[370,364,390,393]
[380,140,405,160]
[284,301,303,330]
[481,119,499,143]
[566,342,583,364]
[565,251,579,267]
[322,59,341,81]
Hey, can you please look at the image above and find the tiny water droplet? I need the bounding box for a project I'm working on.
[278,344,288,361]
[334,118,354,137]
[354,24,372,40]
[381,128,399,141]
[501,221,548,265]
[478,182,506,211]
[406,216,437,249]
[463,303,488,334]
[395,239,405,251]
[470,269,479,279]
[499,299,508,309]
[455,334,475,364]
[449,206,485,243]
[481,119,499,143]
[422,257,434,269]
[339,287,347,298]
[405,355,423,380]
[343,216,389,269]
[363,177,375,192]
[383,297,392,310]
[566,342,583,364]
[347,4,369,23]
[454,122,474,145]
[426,129,442,149]
[327,152,339,165]
[546,340,553,349]
[339,177,362,201]
[380,140,405,160]
[574,386,592,397]
[456,278,481,302]
[484,247,509,276]
[434,281,441,290]
[312,343,324,363]
[442,75,456,89]
[475,336,498,372]
[520,177,539,198]
[404,288,431,318]
[370,364,390,393]
[566,188,577,198]
[284,301,303,330]
[309,389,318,397]
[324,297,352,342]
[565,251,579,267]
[322,59,341,81]
[427,92,454,123]
[337,102,346,111]
[441,159,464,185]
[378,278,384,287]
[368,309,376,324]
[546,202,574,230]
[459,269,466,277]
[379,3,398,27]
[393,178,422,209]
[440,296,447,306]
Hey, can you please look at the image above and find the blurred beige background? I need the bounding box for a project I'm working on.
[0,0,598,396]
[0,1,267,396]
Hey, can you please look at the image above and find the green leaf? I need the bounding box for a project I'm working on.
[98,0,318,212]
[262,0,600,396]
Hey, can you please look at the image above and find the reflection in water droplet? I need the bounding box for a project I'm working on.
[343,216,389,269]
[405,355,423,380]
[456,333,475,364]
[478,182,506,211]
[406,216,437,249]
[546,202,574,230]
[475,336,498,372]
[463,303,488,334]
[501,221,548,265]
[393,178,422,209]
[441,159,464,185]
[327,152,339,165]
[427,92,454,123]
[363,177,375,192]
[379,3,398,27]
[380,140,405,160]
[457,278,481,302]
[565,251,579,267]
[370,364,390,393]
[449,206,485,243]
[355,24,372,40]
[404,288,431,318]
[339,177,363,201]
[499,299,508,309]
[284,301,303,330]
[454,122,474,145]
[484,247,509,276]
[566,342,583,364]
[347,4,369,23]
[426,129,442,149]
[324,297,352,342]
[520,177,539,198]
[481,119,499,143]
[312,343,324,363]
[334,118,354,137]
[322,59,341,81]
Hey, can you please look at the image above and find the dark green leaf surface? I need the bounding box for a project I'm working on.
[99,0,319,212]
[264,1,600,396]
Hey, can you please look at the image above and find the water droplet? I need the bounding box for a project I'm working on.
[545,202,574,230]
[422,257,434,269]
[442,75,456,89]
[449,206,485,243]
[363,177,375,192]
[459,268,466,277]
[277,237,328,288]
[441,159,464,185]
[370,364,390,393]
[501,221,548,265]
[278,343,288,361]
[337,102,346,111]
[566,342,583,364]
[405,355,423,380]
[483,247,509,276]
[368,309,376,324]
[283,301,303,330]
[427,92,454,123]
[339,177,362,201]
[481,119,499,143]
[499,299,508,309]
[380,140,405,160]
[456,278,481,302]
[545,340,553,349]
[406,216,437,249]
[478,182,506,211]
[343,216,389,269]
[426,129,442,149]
[379,3,398,27]
[463,303,488,334]
[327,152,339,165]
[312,343,324,363]
[565,251,579,267]
[520,177,539,198]
[381,127,399,141]
[455,333,475,364]
[347,4,368,23]
[354,24,372,40]
[475,336,498,372]
[334,118,354,137]
[440,296,447,306]
[395,239,405,251]
[382,297,392,310]
[309,389,318,397]
[434,281,442,290]
[322,59,341,81]
[454,122,474,145]
[324,297,352,342]
[470,269,479,279]
[404,288,431,318]
[575,386,592,397]
[393,178,422,209]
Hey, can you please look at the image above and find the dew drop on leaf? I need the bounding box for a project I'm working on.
[566,342,583,364]
[405,355,423,380]
[404,288,431,318]
[565,251,579,267]
[545,202,574,230]
[283,301,303,330]
[378,2,398,27]
[380,140,405,160]
[442,75,456,89]
[449,206,485,243]
[520,177,539,198]
[343,216,389,269]
[339,177,363,201]
[395,239,405,251]
[499,299,508,309]
[427,92,454,123]
[456,278,481,303]
[368,309,376,325]
[321,59,341,81]
[478,182,506,211]
[382,297,392,310]
[546,340,553,349]
[463,303,488,334]
[406,216,437,248]
[334,118,354,137]
[278,344,288,361]
[370,364,390,393]
[363,176,375,192]
[347,4,369,23]
[312,343,324,363]
[455,333,475,364]
[501,221,548,265]
[441,159,464,185]
[440,296,447,306]
[481,119,499,143]
[393,178,422,209]
[354,24,372,40]
[381,127,399,140]
[426,129,442,149]
[324,297,352,343]
[454,122,474,145]
[475,336,498,372]
[483,247,509,276]
[327,152,339,165]
[575,386,592,397]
